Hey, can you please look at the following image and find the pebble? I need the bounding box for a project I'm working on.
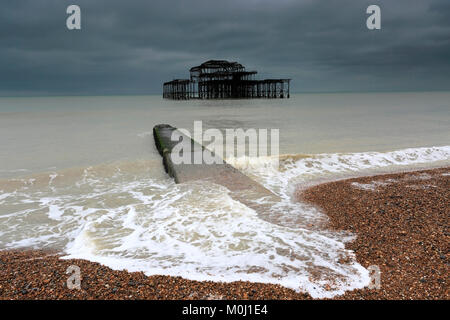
[301,167,449,300]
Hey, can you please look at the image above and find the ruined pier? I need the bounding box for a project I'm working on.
[163,60,290,100]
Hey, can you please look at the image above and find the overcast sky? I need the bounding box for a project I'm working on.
[1,0,449,95]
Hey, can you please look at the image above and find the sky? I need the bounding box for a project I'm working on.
[0,0,449,96]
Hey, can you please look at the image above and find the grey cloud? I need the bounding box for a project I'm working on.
[0,0,449,95]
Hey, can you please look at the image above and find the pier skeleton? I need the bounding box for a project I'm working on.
[163,60,290,100]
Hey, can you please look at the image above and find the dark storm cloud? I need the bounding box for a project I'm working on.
[0,0,449,95]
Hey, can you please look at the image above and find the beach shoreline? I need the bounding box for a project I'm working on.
[301,166,449,299]
[0,167,448,300]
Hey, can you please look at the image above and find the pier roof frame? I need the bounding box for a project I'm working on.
[190,60,245,73]
[163,79,190,86]
[197,70,257,78]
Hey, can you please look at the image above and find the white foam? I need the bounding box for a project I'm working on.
[231,146,450,196]
[0,193,12,201]
[63,181,370,298]
[351,181,389,191]
[137,131,153,138]
[1,146,449,298]
[0,169,30,173]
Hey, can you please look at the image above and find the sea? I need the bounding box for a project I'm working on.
[0,92,449,298]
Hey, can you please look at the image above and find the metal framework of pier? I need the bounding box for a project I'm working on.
[163,60,290,100]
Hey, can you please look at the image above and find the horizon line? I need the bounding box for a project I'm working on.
[1,89,450,99]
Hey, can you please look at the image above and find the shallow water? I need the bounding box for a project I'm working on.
[0,92,449,298]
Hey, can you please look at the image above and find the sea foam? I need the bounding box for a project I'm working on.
[0,146,449,298]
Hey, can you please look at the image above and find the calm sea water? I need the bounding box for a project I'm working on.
[0,92,449,298]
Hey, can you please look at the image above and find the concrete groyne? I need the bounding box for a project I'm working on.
[153,124,280,214]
